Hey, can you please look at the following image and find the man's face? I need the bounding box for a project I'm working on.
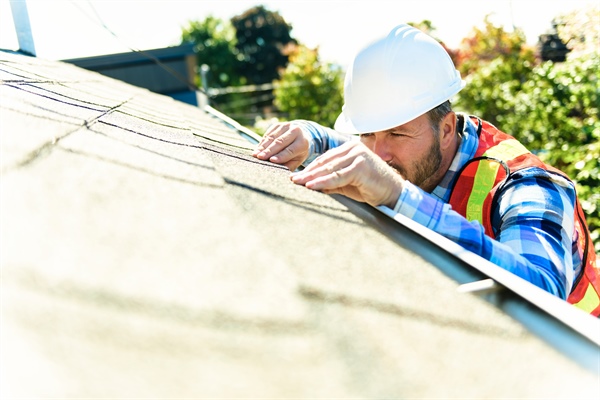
[359,113,443,192]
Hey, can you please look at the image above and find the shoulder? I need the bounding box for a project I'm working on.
[508,166,575,192]
[497,167,577,215]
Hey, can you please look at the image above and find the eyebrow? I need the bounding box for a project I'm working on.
[362,127,411,136]
[384,127,410,134]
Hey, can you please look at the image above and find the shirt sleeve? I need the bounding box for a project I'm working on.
[292,120,354,164]
[392,169,577,299]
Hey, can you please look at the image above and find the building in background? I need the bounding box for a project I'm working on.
[65,44,200,106]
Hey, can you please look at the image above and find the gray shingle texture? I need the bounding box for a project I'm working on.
[1,50,598,398]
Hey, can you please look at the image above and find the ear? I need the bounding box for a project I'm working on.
[439,111,457,150]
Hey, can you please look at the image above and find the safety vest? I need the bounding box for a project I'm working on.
[448,116,599,316]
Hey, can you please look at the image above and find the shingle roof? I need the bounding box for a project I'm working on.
[1,49,599,398]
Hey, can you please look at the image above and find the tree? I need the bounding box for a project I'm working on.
[454,15,534,77]
[181,16,240,88]
[274,45,344,127]
[181,6,296,126]
[509,54,599,250]
[231,5,296,85]
[453,16,536,132]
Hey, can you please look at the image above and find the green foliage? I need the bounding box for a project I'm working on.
[455,16,532,77]
[182,6,297,126]
[181,16,240,88]
[519,55,600,249]
[231,5,296,85]
[454,18,600,252]
[453,18,537,141]
[454,54,536,131]
[273,45,344,127]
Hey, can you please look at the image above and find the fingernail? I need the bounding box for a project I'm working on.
[291,173,304,183]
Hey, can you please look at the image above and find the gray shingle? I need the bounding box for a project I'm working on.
[1,49,598,398]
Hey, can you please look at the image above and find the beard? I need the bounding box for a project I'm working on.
[389,133,442,191]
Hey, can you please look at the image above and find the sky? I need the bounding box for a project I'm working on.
[1,0,598,67]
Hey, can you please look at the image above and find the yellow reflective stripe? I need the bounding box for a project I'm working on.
[483,139,530,160]
[466,161,500,224]
[465,139,531,224]
[573,283,600,314]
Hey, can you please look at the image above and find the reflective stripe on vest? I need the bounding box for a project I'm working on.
[466,139,530,225]
[573,282,600,314]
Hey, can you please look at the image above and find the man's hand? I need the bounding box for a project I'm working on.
[291,141,405,209]
[252,122,311,171]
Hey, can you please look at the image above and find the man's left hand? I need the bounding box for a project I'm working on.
[291,141,404,209]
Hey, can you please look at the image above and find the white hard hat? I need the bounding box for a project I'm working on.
[334,24,465,134]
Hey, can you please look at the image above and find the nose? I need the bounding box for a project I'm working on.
[370,135,392,162]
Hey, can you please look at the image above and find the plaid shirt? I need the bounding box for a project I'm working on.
[296,116,578,299]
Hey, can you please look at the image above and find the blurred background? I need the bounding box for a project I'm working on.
[2,0,598,248]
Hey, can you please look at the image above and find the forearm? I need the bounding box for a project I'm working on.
[293,120,354,164]
[392,182,572,298]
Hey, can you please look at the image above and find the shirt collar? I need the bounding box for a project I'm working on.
[430,113,480,202]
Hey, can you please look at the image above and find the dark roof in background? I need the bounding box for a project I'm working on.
[1,50,599,398]
[64,44,199,106]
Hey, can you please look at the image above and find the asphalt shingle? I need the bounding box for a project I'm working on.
[1,49,598,398]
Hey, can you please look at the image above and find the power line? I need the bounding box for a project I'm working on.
[207,80,305,96]
[69,1,302,119]
[216,93,275,110]
[71,0,203,95]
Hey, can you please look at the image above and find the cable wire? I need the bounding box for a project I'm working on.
[71,0,204,95]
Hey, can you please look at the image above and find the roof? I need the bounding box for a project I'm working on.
[1,49,599,398]
[63,44,199,105]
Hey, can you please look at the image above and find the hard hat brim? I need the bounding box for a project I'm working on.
[333,78,465,135]
[333,23,466,135]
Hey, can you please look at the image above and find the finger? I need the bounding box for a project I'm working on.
[309,155,404,207]
[295,142,354,174]
[252,124,289,157]
[281,159,304,172]
[252,133,279,157]
[291,153,355,186]
[253,127,296,161]
[269,138,306,164]
[277,149,306,171]
[304,160,358,191]
[303,170,347,192]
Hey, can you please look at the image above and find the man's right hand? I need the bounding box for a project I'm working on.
[251,122,311,171]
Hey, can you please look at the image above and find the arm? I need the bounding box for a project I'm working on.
[289,139,574,298]
[394,169,576,298]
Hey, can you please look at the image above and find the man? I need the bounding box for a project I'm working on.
[252,24,599,316]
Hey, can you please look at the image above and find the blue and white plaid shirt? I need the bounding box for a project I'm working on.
[295,115,578,299]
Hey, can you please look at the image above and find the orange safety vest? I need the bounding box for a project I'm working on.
[448,116,599,316]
